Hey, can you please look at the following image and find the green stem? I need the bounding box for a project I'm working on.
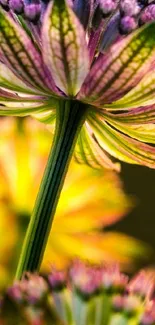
[15,100,87,279]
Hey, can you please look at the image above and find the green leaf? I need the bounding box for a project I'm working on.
[79,22,155,106]
[42,0,89,96]
[0,8,52,93]
[74,124,120,171]
[88,114,155,168]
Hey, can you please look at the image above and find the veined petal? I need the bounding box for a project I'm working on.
[107,69,155,109]
[0,8,55,93]
[0,98,58,117]
[103,105,155,124]
[0,103,49,116]
[115,123,155,144]
[79,22,155,105]
[32,109,56,124]
[100,107,155,143]
[0,62,46,95]
[74,123,120,171]
[0,93,45,104]
[88,114,155,168]
[42,0,89,96]
[104,115,155,144]
[0,89,23,100]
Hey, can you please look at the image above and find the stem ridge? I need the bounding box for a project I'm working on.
[16,100,87,279]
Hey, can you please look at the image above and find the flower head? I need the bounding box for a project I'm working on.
[127,270,155,299]
[1,0,155,169]
[1,262,155,324]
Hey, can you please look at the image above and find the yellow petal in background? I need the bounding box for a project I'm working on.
[0,117,151,285]
[0,117,51,215]
[52,163,131,232]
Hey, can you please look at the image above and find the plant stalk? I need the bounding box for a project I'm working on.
[15,100,87,279]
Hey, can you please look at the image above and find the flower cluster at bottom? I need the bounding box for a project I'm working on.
[0,261,155,325]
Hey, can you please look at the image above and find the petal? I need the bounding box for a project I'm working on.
[74,123,120,171]
[43,231,148,270]
[103,105,155,124]
[54,160,131,231]
[0,98,58,117]
[103,114,155,144]
[107,69,155,109]
[93,232,149,270]
[0,8,55,93]
[42,0,89,96]
[0,103,49,116]
[44,232,113,267]
[102,108,155,143]
[0,61,39,95]
[0,91,45,104]
[88,113,155,168]
[79,22,155,105]
[0,92,46,106]
[113,123,155,144]
[32,109,56,124]
[0,88,23,100]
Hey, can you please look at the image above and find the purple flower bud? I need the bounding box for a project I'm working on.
[99,0,117,17]
[123,295,142,316]
[120,16,138,34]
[120,0,141,16]
[48,269,66,291]
[139,4,155,25]
[141,301,155,325]
[113,294,142,315]
[7,283,23,303]
[112,295,124,311]
[9,0,24,14]
[70,261,101,298]
[67,0,73,7]
[101,265,128,292]
[141,314,155,325]
[127,271,154,299]
[24,3,41,22]
[24,274,48,304]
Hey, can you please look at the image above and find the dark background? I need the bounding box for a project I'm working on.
[107,162,155,268]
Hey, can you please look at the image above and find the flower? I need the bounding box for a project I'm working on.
[0,0,155,169]
[44,160,144,271]
[0,117,148,284]
[1,261,155,325]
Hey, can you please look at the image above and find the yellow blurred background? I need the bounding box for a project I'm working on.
[0,117,151,287]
